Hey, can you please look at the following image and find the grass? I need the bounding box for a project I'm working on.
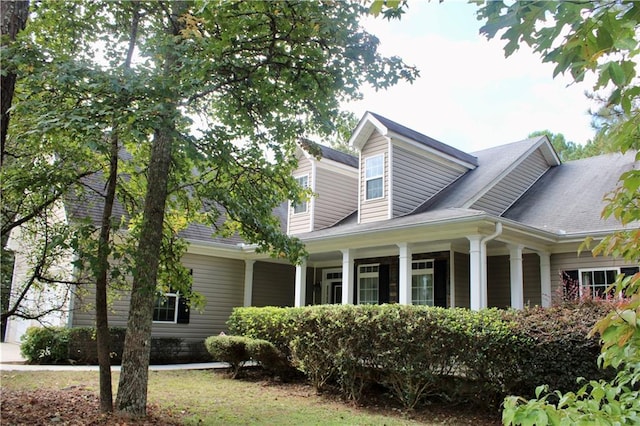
[1,369,439,425]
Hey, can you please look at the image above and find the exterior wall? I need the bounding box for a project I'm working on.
[472,148,549,215]
[72,253,246,339]
[359,130,389,224]
[454,252,470,308]
[550,251,639,303]
[314,165,358,229]
[391,145,464,216]
[251,261,295,307]
[4,202,73,343]
[288,157,313,235]
[487,253,542,308]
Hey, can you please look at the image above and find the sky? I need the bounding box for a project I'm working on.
[343,1,598,153]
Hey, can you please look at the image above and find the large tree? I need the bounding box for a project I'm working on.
[5,0,418,418]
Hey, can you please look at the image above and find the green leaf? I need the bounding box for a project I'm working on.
[608,62,626,87]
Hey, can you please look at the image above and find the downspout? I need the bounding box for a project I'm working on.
[480,222,502,308]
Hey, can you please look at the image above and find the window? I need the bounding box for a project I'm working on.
[153,271,191,324]
[412,260,434,305]
[293,175,309,214]
[566,266,640,299]
[153,287,179,322]
[358,264,379,304]
[365,155,384,200]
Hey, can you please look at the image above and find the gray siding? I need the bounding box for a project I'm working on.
[288,159,313,235]
[392,145,464,216]
[472,148,549,215]
[454,252,470,308]
[360,131,389,224]
[487,253,542,308]
[314,165,358,229]
[71,253,245,339]
[550,251,638,304]
[252,261,295,307]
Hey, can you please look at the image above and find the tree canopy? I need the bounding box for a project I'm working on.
[2,0,418,417]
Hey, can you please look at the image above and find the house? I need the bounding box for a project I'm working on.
[5,112,639,351]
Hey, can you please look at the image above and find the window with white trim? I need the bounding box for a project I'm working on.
[580,268,620,299]
[293,175,309,214]
[412,260,434,305]
[358,264,379,304]
[153,286,179,322]
[365,155,384,200]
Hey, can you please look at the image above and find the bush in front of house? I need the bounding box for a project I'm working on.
[505,301,615,398]
[67,327,127,364]
[227,306,302,361]
[230,303,610,411]
[205,334,251,378]
[20,326,70,364]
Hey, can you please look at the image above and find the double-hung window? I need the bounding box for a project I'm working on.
[358,264,379,304]
[365,155,384,200]
[293,175,309,214]
[412,260,434,305]
[563,266,639,300]
[153,286,179,322]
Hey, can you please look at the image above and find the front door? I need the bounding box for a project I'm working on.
[331,282,342,304]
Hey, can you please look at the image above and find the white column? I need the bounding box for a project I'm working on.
[341,249,354,304]
[468,235,484,311]
[397,243,412,305]
[294,260,307,307]
[509,244,524,310]
[243,260,255,307]
[538,251,552,307]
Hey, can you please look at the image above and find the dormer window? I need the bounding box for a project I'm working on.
[293,175,309,214]
[365,154,384,200]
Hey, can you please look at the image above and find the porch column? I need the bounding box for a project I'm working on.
[294,260,307,307]
[538,251,552,307]
[509,244,524,310]
[243,260,255,307]
[397,243,412,305]
[467,235,484,310]
[341,249,354,305]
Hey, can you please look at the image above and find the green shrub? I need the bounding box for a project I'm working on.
[227,306,302,361]
[204,335,251,378]
[228,303,610,410]
[67,327,126,364]
[245,338,292,377]
[20,326,70,364]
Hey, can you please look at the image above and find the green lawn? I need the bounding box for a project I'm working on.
[0,370,428,425]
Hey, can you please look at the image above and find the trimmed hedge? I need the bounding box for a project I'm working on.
[20,326,70,364]
[204,334,289,378]
[228,303,612,410]
[21,326,211,365]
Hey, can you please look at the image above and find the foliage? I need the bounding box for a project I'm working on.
[471,1,640,423]
[231,304,607,411]
[6,0,418,415]
[67,327,127,365]
[227,306,303,361]
[204,335,252,379]
[527,130,607,162]
[20,326,70,364]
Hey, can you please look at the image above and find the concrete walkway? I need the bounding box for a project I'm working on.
[0,342,228,371]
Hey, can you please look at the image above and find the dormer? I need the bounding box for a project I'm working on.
[287,141,358,235]
[349,112,478,224]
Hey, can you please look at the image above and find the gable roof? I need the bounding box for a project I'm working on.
[503,151,638,235]
[349,112,478,168]
[298,139,358,168]
[416,136,555,212]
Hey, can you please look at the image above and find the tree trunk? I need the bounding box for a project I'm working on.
[114,3,183,410]
[114,122,174,417]
[95,132,118,413]
[1,0,29,167]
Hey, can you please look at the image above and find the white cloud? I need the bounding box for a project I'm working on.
[344,3,598,152]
